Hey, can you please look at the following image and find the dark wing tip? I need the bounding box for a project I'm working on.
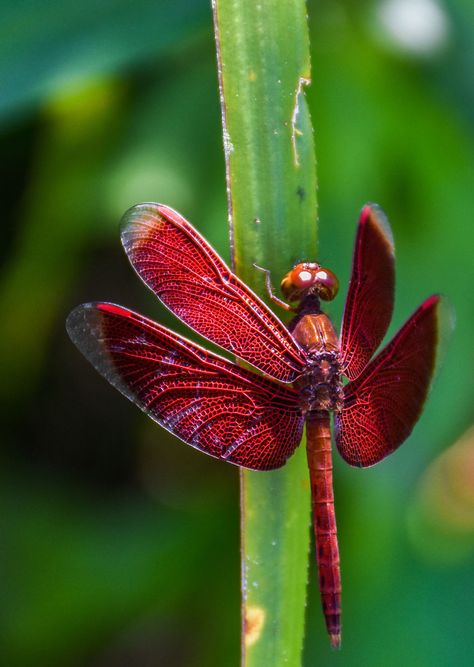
[119,202,183,238]
[428,294,455,375]
[360,202,395,255]
[66,303,104,369]
[66,302,130,359]
[120,202,161,247]
[66,302,94,343]
[120,202,192,266]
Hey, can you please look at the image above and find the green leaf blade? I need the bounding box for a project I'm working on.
[213,1,318,664]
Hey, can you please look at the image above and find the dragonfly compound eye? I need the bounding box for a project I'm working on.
[281,263,339,302]
[315,268,339,301]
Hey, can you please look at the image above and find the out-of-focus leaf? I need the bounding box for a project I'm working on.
[0,79,124,406]
[408,425,474,564]
[0,52,227,409]
[1,470,230,667]
[0,0,208,122]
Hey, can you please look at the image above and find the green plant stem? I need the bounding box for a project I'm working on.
[212,1,318,665]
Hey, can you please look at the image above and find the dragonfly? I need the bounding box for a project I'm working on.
[67,202,446,648]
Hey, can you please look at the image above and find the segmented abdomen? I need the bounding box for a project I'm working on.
[306,414,342,648]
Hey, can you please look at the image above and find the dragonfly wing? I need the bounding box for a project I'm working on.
[335,295,450,467]
[339,204,395,380]
[67,303,304,471]
[120,203,306,383]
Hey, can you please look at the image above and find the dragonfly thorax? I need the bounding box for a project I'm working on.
[290,312,343,415]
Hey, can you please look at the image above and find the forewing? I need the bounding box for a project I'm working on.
[339,204,395,380]
[335,295,450,467]
[120,203,306,383]
[66,303,304,471]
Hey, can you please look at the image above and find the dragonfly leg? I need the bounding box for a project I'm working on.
[253,264,295,312]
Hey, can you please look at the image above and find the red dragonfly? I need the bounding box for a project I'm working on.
[67,203,445,648]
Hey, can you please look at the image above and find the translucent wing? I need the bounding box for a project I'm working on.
[339,204,395,380]
[120,203,306,383]
[66,303,304,471]
[335,295,449,467]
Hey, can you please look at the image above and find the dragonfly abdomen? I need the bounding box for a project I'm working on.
[306,413,342,649]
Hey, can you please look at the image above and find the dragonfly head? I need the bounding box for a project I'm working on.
[280,262,339,303]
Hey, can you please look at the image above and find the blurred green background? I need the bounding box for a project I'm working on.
[1,0,473,665]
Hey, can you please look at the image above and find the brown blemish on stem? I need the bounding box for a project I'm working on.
[244,605,266,647]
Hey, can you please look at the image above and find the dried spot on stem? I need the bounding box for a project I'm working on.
[244,605,266,647]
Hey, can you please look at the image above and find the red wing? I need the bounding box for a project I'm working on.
[335,295,448,467]
[66,303,304,471]
[339,204,395,380]
[119,203,306,383]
